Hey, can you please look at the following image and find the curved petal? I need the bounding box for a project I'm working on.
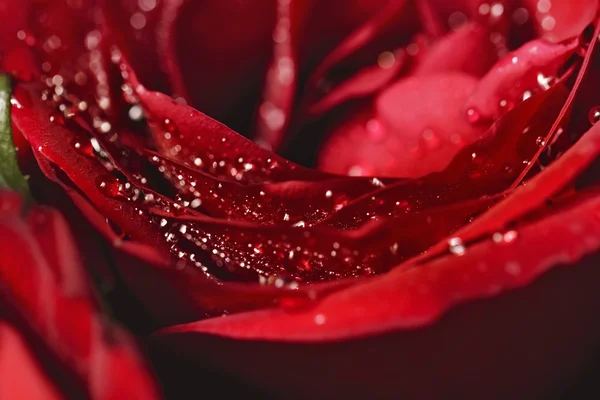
[524,0,598,42]
[419,117,600,261]
[0,193,161,399]
[253,0,314,150]
[307,50,406,116]
[318,73,486,177]
[414,22,498,77]
[159,185,600,341]
[155,0,276,134]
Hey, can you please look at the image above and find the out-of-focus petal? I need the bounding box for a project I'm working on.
[0,192,161,399]
[0,323,62,400]
[319,73,485,177]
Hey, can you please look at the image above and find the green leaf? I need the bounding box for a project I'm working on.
[0,74,31,198]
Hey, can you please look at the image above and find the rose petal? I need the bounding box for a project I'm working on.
[121,60,327,183]
[305,0,416,98]
[150,248,600,398]
[414,22,498,77]
[524,0,598,43]
[319,82,568,226]
[160,186,600,341]
[25,207,89,297]
[155,0,276,133]
[307,51,406,116]
[0,189,23,213]
[254,0,314,150]
[319,73,486,177]
[0,323,62,400]
[298,0,397,71]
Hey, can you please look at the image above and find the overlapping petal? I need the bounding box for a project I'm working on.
[0,191,160,399]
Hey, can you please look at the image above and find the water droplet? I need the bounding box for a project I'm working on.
[139,0,157,12]
[537,73,553,90]
[502,230,518,243]
[541,15,556,31]
[190,198,202,209]
[502,164,514,176]
[49,111,65,125]
[422,129,441,150]
[512,7,529,24]
[348,165,367,176]
[16,29,35,46]
[10,98,23,109]
[492,230,519,243]
[334,195,349,211]
[130,12,147,30]
[164,118,178,134]
[536,136,546,147]
[99,121,112,133]
[95,175,121,198]
[366,118,386,141]
[370,178,385,188]
[377,51,395,69]
[448,237,466,256]
[490,3,504,17]
[505,261,521,276]
[128,105,144,121]
[589,106,600,125]
[466,108,480,123]
[70,136,94,157]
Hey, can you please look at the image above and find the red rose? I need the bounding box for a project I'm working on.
[2,0,600,398]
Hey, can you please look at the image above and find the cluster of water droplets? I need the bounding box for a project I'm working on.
[18,0,600,290]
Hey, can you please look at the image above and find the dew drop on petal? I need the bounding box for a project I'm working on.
[164,118,178,134]
[588,106,600,125]
[70,137,94,157]
[536,136,546,147]
[314,314,326,325]
[466,108,481,123]
[49,111,65,125]
[512,7,529,24]
[348,165,366,176]
[95,175,121,198]
[505,261,522,276]
[366,118,386,141]
[490,3,504,17]
[503,230,518,243]
[128,105,143,121]
[377,51,395,69]
[448,237,466,256]
[422,129,441,150]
